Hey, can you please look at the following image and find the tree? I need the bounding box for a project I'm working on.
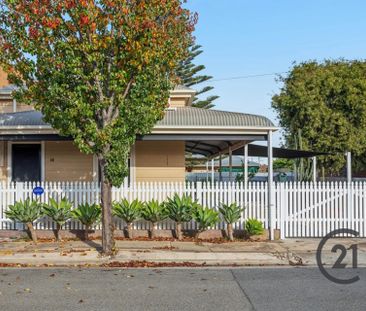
[0,0,196,255]
[272,60,366,174]
[273,159,293,171]
[177,44,218,109]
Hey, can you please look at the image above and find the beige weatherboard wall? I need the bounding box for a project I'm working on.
[134,141,185,182]
[45,141,95,182]
[0,142,8,181]
[0,140,186,183]
[1,141,95,182]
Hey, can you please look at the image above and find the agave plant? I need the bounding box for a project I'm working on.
[219,203,245,241]
[71,203,101,241]
[113,198,143,238]
[5,198,43,243]
[43,197,73,241]
[141,200,168,239]
[192,207,219,239]
[165,194,199,240]
[245,218,264,236]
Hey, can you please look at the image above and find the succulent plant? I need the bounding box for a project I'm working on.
[192,207,219,239]
[219,203,245,241]
[113,199,143,238]
[6,198,43,243]
[165,194,199,240]
[71,203,101,240]
[141,200,168,238]
[43,197,73,241]
[245,218,264,236]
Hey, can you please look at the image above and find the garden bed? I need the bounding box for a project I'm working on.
[0,229,279,243]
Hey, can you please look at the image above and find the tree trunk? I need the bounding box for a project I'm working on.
[100,161,114,256]
[150,222,158,239]
[26,222,37,244]
[176,222,183,240]
[55,223,62,241]
[227,223,234,241]
[126,222,133,239]
[84,225,90,241]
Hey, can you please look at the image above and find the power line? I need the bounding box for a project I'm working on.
[209,71,289,82]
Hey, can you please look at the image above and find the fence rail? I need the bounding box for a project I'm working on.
[0,181,365,238]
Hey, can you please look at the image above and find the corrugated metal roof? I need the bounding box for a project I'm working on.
[0,84,17,94]
[173,85,195,92]
[0,110,48,126]
[159,107,274,127]
[0,107,274,128]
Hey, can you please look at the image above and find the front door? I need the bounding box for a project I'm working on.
[12,144,41,182]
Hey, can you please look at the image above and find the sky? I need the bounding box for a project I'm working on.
[185,0,366,146]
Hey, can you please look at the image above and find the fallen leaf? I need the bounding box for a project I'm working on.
[24,288,31,292]
[49,274,55,277]
[78,299,84,303]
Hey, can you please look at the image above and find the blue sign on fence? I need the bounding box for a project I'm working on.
[32,186,44,196]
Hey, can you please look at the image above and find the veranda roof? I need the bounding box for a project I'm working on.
[0,108,278,157]
[0,107,275,128]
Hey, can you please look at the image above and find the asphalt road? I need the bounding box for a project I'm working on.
[0,267,365,311]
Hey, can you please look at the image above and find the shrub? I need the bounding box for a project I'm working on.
[245,218,264,236]
[192,207,219,239]
[141,200,168,238]
[219,203,245,241]
[165,194,199,240]
[43,197,73,241]
[5,198,43,243]
[71,203,101,241]
[113,199,143,238]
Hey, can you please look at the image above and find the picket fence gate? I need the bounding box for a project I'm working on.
[0,181,365,239]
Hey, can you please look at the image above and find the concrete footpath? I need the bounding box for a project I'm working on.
[0,238,365,267]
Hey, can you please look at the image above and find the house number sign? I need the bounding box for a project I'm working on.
[32,186,44,196]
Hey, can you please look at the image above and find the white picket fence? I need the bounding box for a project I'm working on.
[0,181,365,238]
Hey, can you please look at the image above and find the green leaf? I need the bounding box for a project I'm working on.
[43,197,72,226]
[112,199,143,224]
[5,198,43,224]
[245,218,264,236]
[71,203,101,227]
[218,203,244,225]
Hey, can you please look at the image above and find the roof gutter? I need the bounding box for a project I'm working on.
[0,125,279,136]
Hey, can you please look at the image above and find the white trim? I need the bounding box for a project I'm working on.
[0,125,279,136]
[170,89,196,94]
[7,141,45,182]
[0,125,53,129]
[41,141,45,181]
[153,125,278,130]
[130,144,136,183]
[92,155,98,182]
[6,141,11,183]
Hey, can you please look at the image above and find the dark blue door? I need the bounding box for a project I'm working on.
[12,144,41,182]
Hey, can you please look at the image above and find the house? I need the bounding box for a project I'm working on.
[0,69,277,183]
